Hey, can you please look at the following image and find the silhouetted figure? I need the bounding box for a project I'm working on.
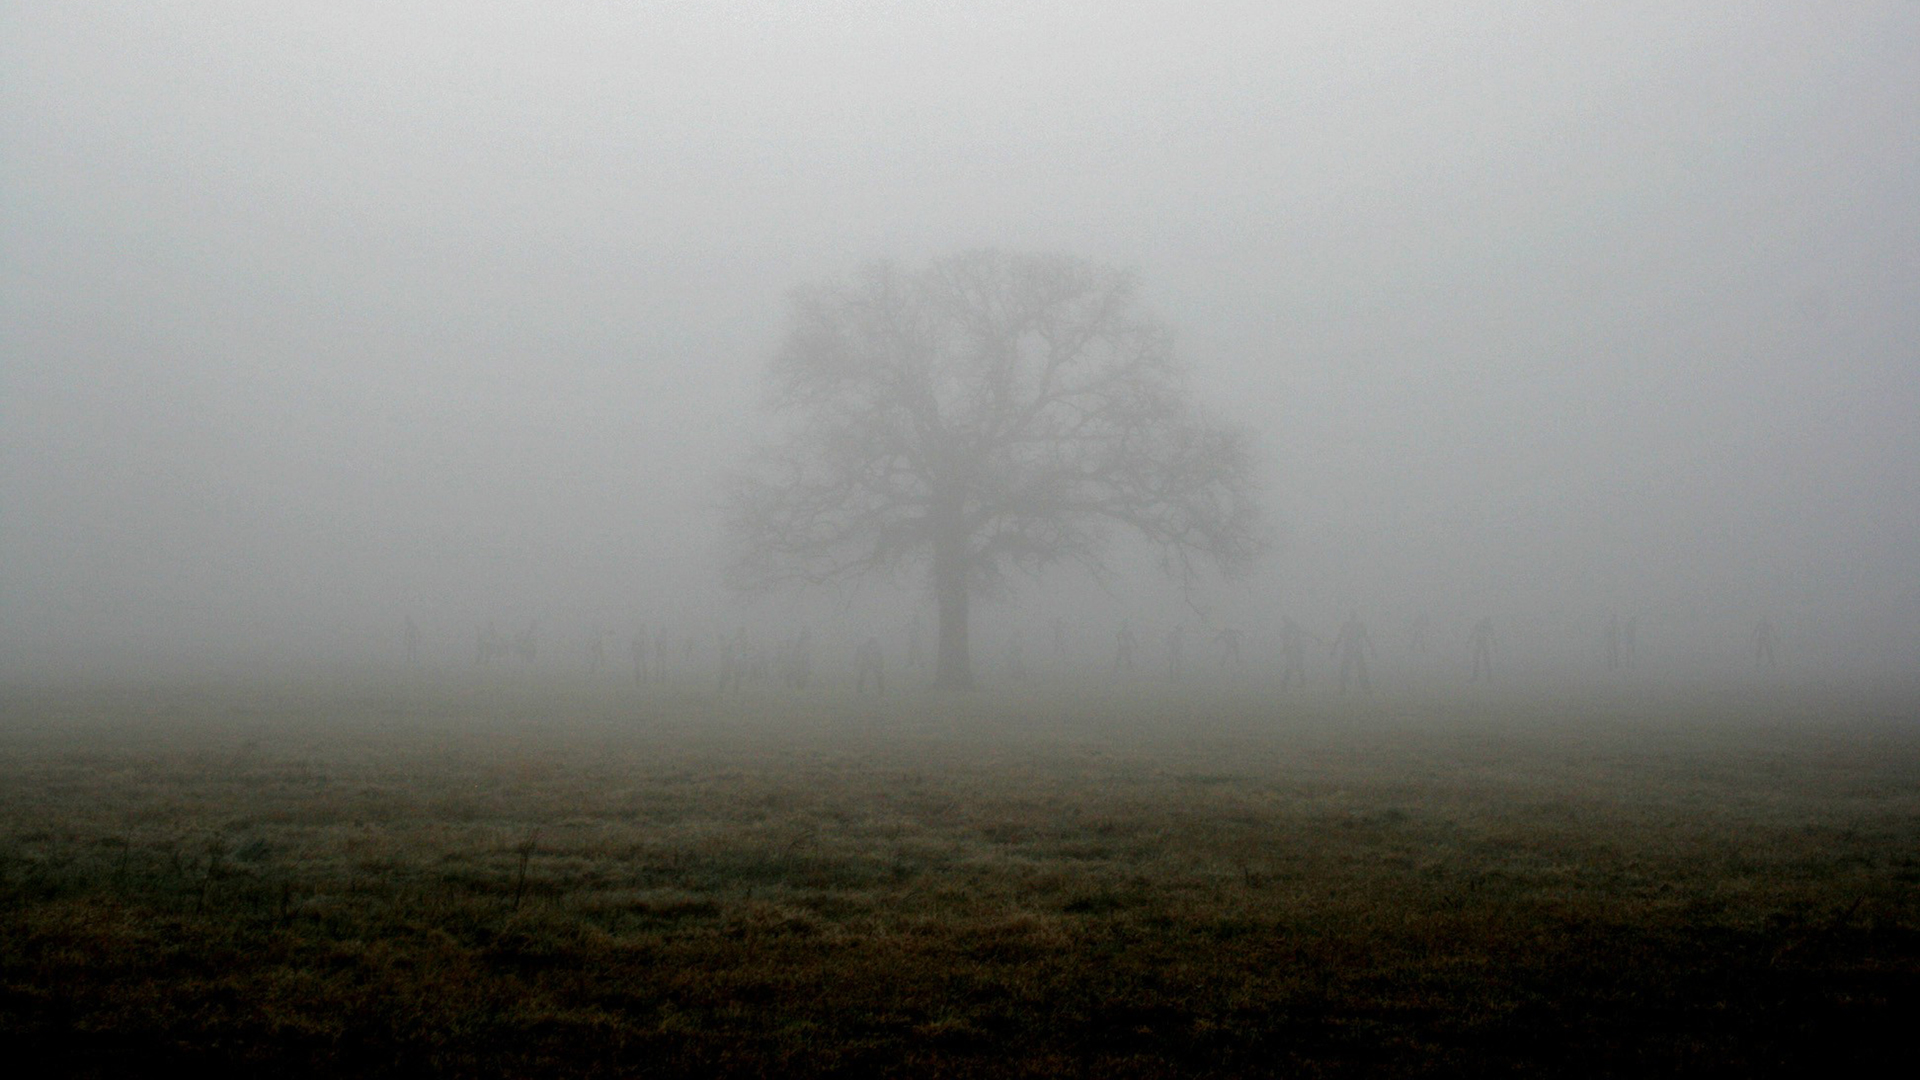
[1277,616,1316,689]
[1331,612,1376,693]
[1114,620,1138,673]
[1214,626,1244,672]
[1469,617,1494,683]
[403,615,421,665]
[1604,612,1622,673]
[631,629,649,686]
[1752,618,1779,670]
[477,621,504,667]
[745,636,769,685]
[905,618,926,673]
[785,628,813,689]
[855,636,885,694]
[1623,615,1639,670]
[1166,624,1187,682]
[1406,613,1432,656]
[1004,630,1029,682]
[714,630,741,693]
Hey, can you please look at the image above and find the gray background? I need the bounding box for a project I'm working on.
[4,3,1915,687]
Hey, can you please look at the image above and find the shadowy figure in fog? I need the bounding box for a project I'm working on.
[1165,624,1187,682]
[734,629,760,687]
[1331,612,1377,693]
[1406,613,1431,657]
[1277,616,1318,689]
[1752,617,1778,670]
[1004,629,1029,683]
[1114,620,1138,673]
[1623,615,1639,670]
[1605,613,1622,673]
[404,615,421,665]
[905,618,925,673]
[513,621,539,666]
[855,636,885,693]
[1214,626,1244,673]
[631,628,648,686]
[784,628,813,690]
[477,620,503,667]
[1469,617,1494,683]
[745,636,769,685]
[714,630,742,693]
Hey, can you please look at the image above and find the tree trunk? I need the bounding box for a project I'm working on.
[931,528,973,691]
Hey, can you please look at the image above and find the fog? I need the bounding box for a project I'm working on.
[5,3,1916,691]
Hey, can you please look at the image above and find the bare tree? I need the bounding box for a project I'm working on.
[725,250,1265,690]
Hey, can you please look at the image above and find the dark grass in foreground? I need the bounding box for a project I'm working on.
[2,678,1917,1076]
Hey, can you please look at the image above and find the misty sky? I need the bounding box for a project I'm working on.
[4,3,1917,680]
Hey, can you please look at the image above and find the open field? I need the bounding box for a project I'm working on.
[2,678,1917,1076]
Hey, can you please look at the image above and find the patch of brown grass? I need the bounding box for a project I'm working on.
[2,678,1916,1075]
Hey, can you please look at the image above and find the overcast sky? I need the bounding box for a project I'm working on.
[4,2,1916,681]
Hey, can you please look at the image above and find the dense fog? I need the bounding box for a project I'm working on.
[4,3,1916,691]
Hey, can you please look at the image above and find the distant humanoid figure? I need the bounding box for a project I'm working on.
[1114,620,1138,673]
[1214,626,1244,673]
[905,618,926,673]
[477,621,503,667]
[1165,624,1187,682]
[1004,630,1029,682]
[855,636,885,694]
[1330,612,1377,693]
[1752,618,1779,670]
[785,628,813,690]
[403,615,421,665]
[1469,617,1494,683]
[715,630,741,693]
[1406,613,1432,656]
[745,635,769,685]
[733,628,758,687]
[1277,616,1316,689]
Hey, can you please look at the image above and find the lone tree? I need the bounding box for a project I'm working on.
[724,250,1264,690]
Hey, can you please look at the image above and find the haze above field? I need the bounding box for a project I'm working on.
[4,3,1916,686]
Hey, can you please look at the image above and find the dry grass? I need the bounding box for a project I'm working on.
[2,677,1916,1076]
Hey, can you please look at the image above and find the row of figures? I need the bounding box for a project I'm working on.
[1101,610,1783,689]
[711,626,819,692]
[626,626,714,682]
[1603,613,1640,672]
[1108,613,1389,691]
[1401,613,1494,682]
[475,620,539,667]
[408,610,1788,685]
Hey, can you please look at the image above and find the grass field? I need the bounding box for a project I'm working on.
[2,677,1916,1076]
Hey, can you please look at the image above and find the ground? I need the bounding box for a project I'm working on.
[2,677,1916,1076]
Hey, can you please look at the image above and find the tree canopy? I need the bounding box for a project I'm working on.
[725,250,1264,689]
